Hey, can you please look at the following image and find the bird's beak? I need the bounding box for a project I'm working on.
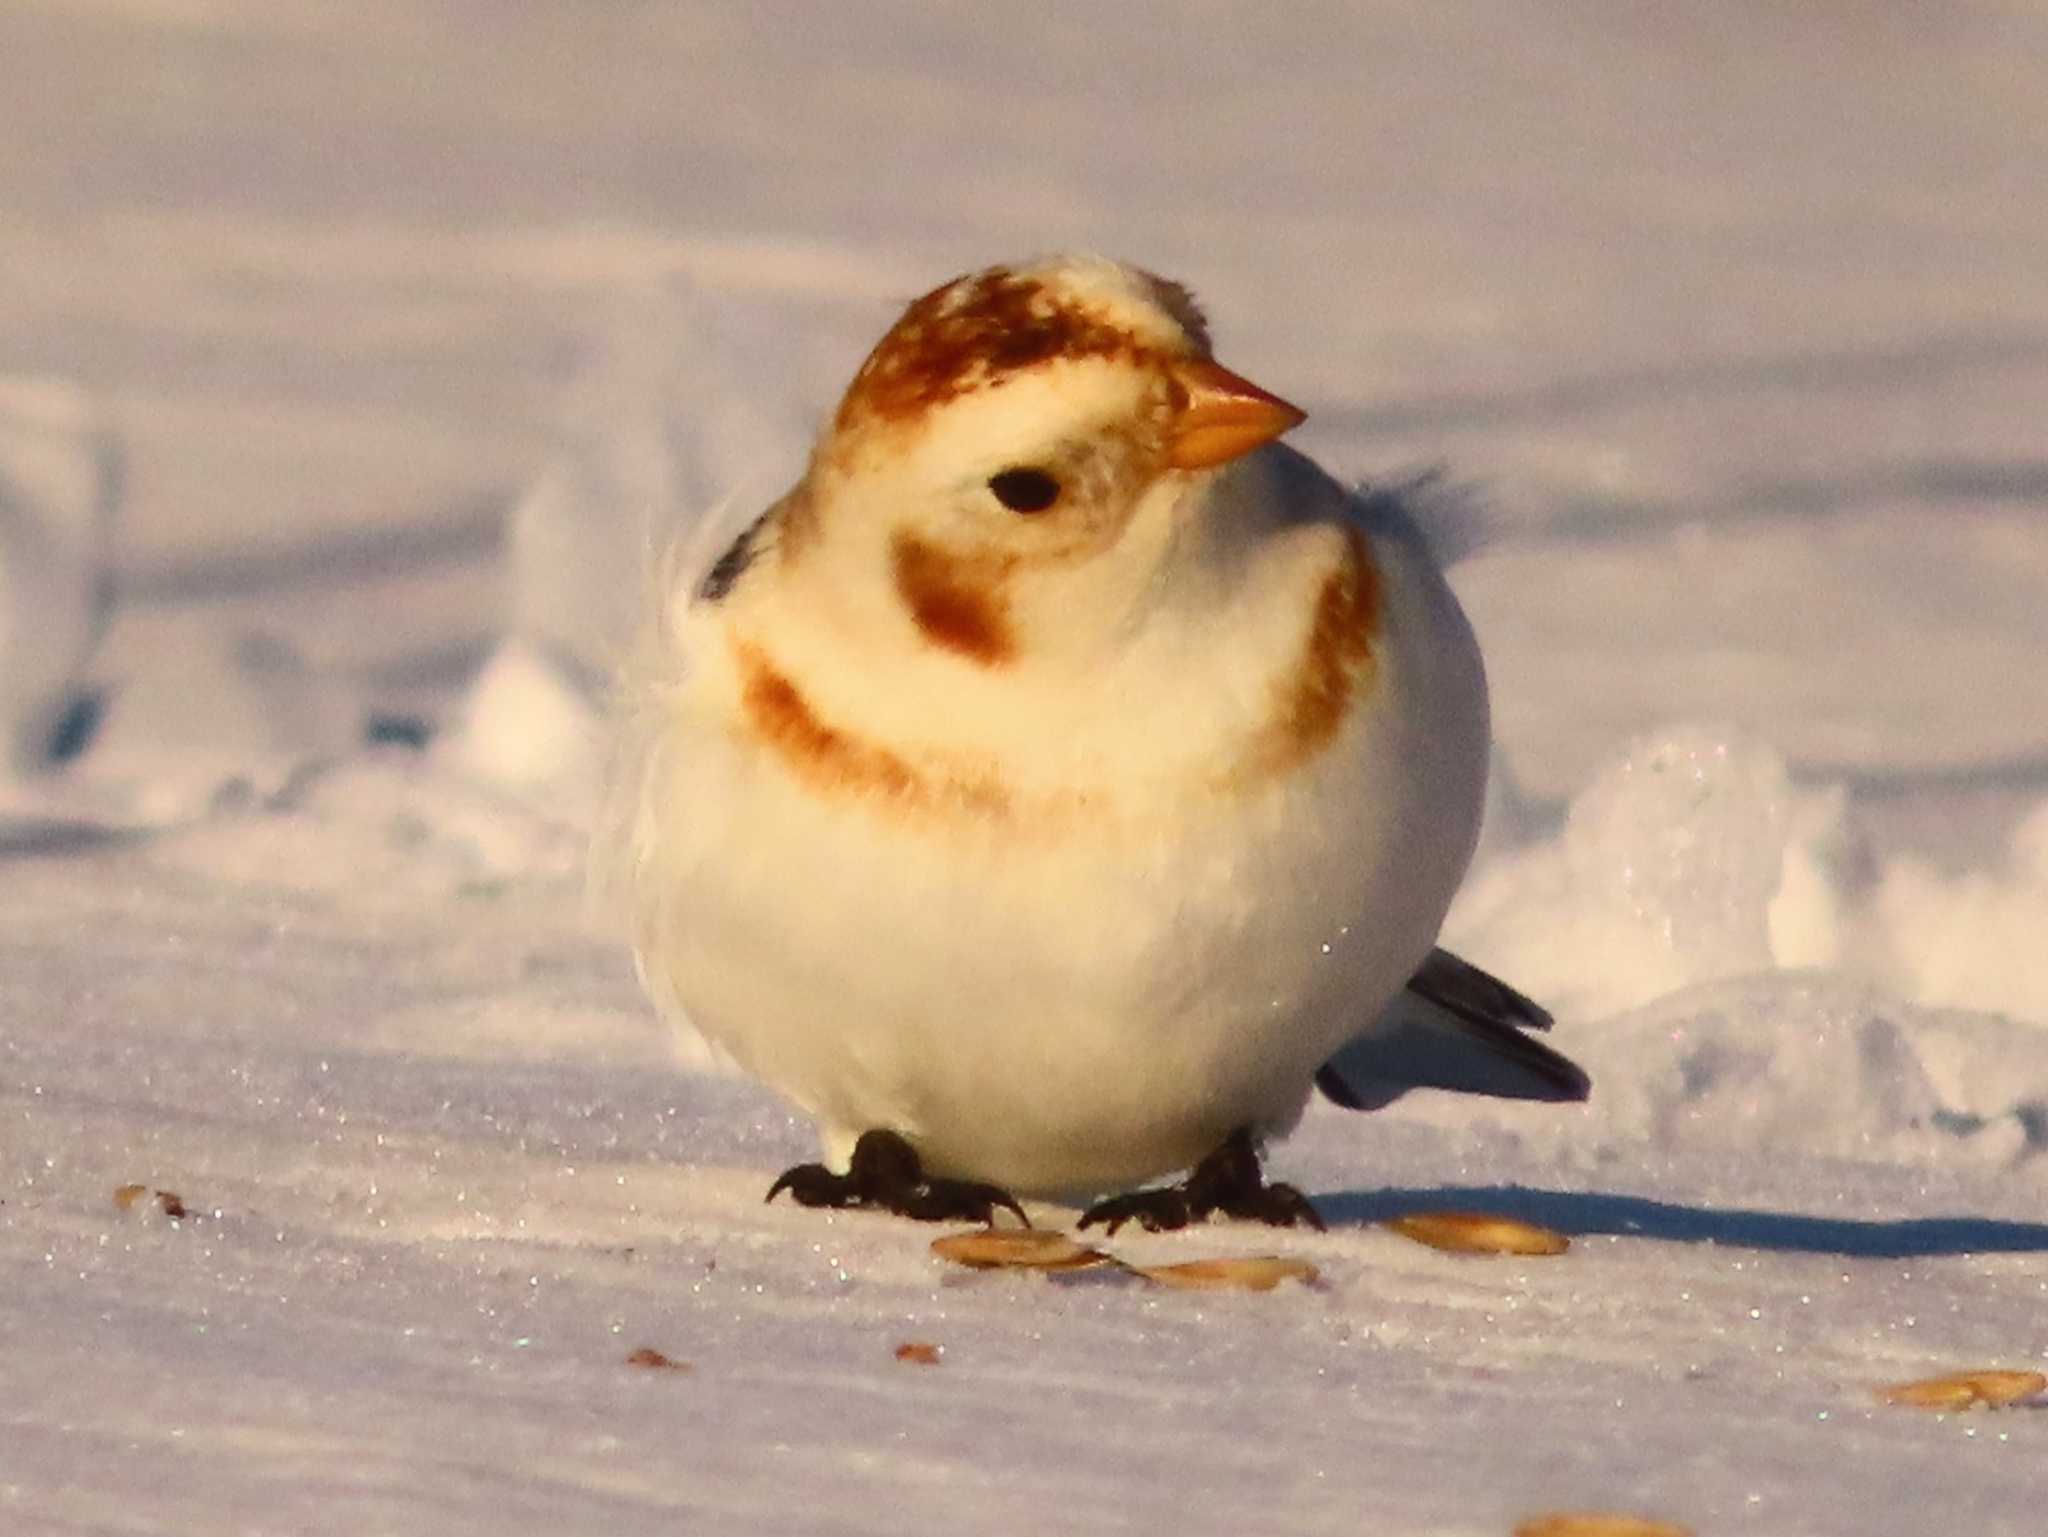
[1165,358,1307,471]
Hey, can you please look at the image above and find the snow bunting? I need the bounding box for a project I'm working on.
[605,255,1587,1232]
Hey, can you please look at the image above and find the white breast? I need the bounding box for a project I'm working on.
[608,477,1489,1195]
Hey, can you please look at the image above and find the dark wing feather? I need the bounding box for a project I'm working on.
[1317,947,1590,1111]
[1407,945,1556,1035]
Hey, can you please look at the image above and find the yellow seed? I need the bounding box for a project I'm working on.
[1877,1369,2047,1411]
[1132,1256,1319,1292]
[113,1183,149,1212]
[1514,1514,1693,1537]
[1386,1211,1571,1256]
[931,1228,1110,1271]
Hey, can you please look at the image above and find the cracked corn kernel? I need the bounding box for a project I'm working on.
[1878,1370,2046,1410]
[931,1228,1110,1271]
[1132,1256,1318,1292]
[1386,1211,1570,1256]
[1515,1514,1693,1537]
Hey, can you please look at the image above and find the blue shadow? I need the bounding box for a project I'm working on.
[1321,1185,2048,1259]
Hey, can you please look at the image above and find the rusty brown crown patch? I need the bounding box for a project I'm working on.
[890,531,1018,666]
[733,639,1012,818]
[837,266,1198,429]
[1229,525,1382,785]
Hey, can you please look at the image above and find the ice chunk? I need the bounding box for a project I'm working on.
[1572,727,1792,963]
[1451,726,1848,1019]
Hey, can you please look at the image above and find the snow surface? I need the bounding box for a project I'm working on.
[3,4,2045,1534]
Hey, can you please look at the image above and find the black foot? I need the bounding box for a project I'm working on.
[766,1129,1029,1226]
[1077,1127,1325,1236]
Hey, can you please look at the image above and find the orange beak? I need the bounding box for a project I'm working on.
[1165,358,1307,471]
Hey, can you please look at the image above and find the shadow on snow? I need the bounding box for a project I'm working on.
[1321,1185,2048,1259]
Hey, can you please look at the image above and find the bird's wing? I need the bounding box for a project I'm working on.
[1315,947,1591,1111]
[1406,944,1557,1034]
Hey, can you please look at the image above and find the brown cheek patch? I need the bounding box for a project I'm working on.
[838,268,1160,428]
[733,641,1011,819]
[1229,526,1382,785]
[890,532,1017,666]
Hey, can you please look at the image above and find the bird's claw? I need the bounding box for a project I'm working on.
[765,1129,1029,1226]
[1213,1178,1325,1232]
[764,1161,851,1209]
[1078,1126,1326,1235]
[896,1178,1029,1226]
[1076,1188,1194,1235]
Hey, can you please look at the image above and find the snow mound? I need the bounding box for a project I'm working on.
[439,637,605,818]
[1874,798,2048,1025]
[1454,723,2048,1031]
[1450,726,1849,1020]
[1423,725,2048,1179]
[148,753,590,902]
[1576,977,2044,1172]
[0,375,120,773]
[37,629,361,835]
[506,275,815,683]
[451,276,820,795]
[1372,972,2047,1188]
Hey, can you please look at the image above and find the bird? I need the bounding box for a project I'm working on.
[602,254,1588,1234]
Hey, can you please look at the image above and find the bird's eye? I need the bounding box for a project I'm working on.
[987,467,1061,514]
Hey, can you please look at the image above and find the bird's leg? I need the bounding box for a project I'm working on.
[1182,1126,1325,1229]
[1077,1126,1325,1235]
[766,1129,1029,1226]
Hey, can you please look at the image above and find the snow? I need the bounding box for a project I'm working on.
[0,374,118,773]
[1875,801,2048,1024]
[3,4,2046,1533]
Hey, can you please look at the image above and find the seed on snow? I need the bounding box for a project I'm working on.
[1877,1369,2046,1411]
[1385,1211,1569,1256]
[1132,1256,1319,1292]
[931,1228,1111,1271]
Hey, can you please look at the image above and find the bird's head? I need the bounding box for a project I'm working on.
[783,255,1306,670]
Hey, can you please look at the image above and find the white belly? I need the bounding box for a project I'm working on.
[627,618,1484,1193]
